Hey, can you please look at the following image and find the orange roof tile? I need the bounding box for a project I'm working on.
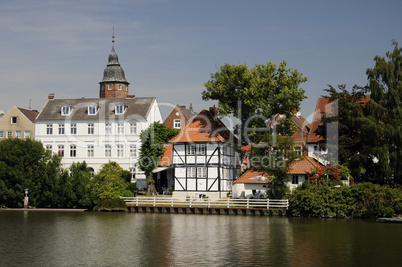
[168,109,237,144]
[158,144,173,166]
[18,107,39,123]
[288,156,321,174]
[234,170,272,184]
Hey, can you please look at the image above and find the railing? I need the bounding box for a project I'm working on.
[120,197,289,209]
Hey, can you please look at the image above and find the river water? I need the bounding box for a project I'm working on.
[0,211,401,266]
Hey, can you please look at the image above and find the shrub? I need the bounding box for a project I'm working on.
[93,198,128,212]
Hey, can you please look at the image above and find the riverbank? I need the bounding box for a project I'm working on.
[0,208,87,212]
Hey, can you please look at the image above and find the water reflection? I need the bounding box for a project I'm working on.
[1,212,401,266]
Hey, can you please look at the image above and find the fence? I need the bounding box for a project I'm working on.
[121,197,289,209]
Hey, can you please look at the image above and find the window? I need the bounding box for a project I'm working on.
[117,144,124,157]
[108,84,112,90]
[130,145,136,157]
[87,145,94,157]
[61,106,72,116]
[187,167,196,177]
[58,145,64,157]
[187,144,195,155]
[197,167,207,178]
[24,131,30,138]
[105,123,112,135]
[58,124,65,135]
[46,124,53,135]
[173,119,181,129]
[294,146,302,156]
[118,84,122,90]
[314,145,320,153]
[105,145,111,157]
[46,145,52,154]
[197,144,206,155]
[15,131,21,138]
[117,123,124,134]
[70,145,76,157]
[88,105,98,115]
[130,123,137,134]
[115,104,125,115]
[11,117,17,124]
[0,131,3,138]
[292,175,299,185]
[70,124,77,135]
[88,123,94,135]
[7,131,12,138]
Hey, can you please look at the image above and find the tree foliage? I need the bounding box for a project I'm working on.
[138,122,179,196]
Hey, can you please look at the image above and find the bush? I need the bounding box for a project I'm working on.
[289,182,402,218]
[93,198,128,212]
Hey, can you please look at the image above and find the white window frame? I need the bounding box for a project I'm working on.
[173,119,181,129]
[87,145,94,157]
[187,144,196,155]
[70,124,77,135]
[15,131,21,138]
[130,122,137,134]
[11,117,17,124]
[115,104,125,115]
[187,167,196,177]
[197,167,207,178]
[24,131,30,138]
[88,123,94,135]
[70,145,77,157]
[105,123,112,135]
[46,145,52,154]
[117,144,124,158]
[61,106,72,116]
[7,131,12,138]
[130,144,137,157]
[46,124,53,135]
[292,175,299,185]
[105,144,111,157]
[118,84,122,90]
[197,144,206,155]
[88,105,98,115]
[108,84,112,90]
[58,145,64,157]
[58,124,65,135]
[117,123,124,134]
[0,131,3,138]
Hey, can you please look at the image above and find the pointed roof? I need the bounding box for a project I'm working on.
[168,108,237,143]
[288,156,321,174]
[100,46,129,84]
[17,107,39,123]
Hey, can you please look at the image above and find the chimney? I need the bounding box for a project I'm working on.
[180,105,186,109]
[48,94,55,100]
[189,103,193,112]
[209,106,218,118]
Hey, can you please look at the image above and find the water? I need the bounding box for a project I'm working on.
[0,211,401,266]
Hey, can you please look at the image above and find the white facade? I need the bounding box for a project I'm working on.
[306,144,329,166]
[171,142,240,199]
[35,98,162,179]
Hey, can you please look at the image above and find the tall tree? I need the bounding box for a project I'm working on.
[363,40,402,184]
[138,122,179,196]
[202,62,307,198]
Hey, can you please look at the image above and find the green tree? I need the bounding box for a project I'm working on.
[69,161,92,208]
[202,62,307,197]
[89,162,128,203]
[363,40,402,184]
[138,122,179,196]
[0,138,62,208]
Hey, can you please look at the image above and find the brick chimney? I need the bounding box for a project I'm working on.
[209,106,218,118]
[48,94,55,100]
[189,103,193,112]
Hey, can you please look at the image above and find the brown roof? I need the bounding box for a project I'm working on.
[36,97,156,121]
[168,109,237,143]
[234,170,272,184]
[288,156,321,174]
[17,107,39,123]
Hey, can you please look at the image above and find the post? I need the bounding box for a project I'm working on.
[267,198,269,209]
[24,189,29,209]
[227,198,230,208]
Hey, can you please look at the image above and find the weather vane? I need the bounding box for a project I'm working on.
[112,26,115,44]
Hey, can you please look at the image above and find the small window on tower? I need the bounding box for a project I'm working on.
[108,84,112,90]
[118,84,122,90]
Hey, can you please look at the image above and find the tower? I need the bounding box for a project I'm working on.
[99,33,130,98]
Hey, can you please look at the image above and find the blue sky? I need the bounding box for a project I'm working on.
[1,0,401,122]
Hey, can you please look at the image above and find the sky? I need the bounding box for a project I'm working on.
[1,0,401,123]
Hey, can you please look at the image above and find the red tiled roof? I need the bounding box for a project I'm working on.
[158,144,173,166]
[18,107,39,123]
[168,109,237,143]
[288,156,321,174]
[234,170,272,184]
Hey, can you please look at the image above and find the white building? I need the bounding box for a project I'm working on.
[35,41,162,184]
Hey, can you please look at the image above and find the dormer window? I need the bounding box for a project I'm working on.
[61,106,72,116]
[88,105,99,115]
[115,104,126,115]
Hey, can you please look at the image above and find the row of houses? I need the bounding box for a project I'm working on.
[0,40,333,199]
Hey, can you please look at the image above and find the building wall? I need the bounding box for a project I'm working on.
[0,107,36,140]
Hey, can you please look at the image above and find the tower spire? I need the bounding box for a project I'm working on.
[112,26,115,44]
